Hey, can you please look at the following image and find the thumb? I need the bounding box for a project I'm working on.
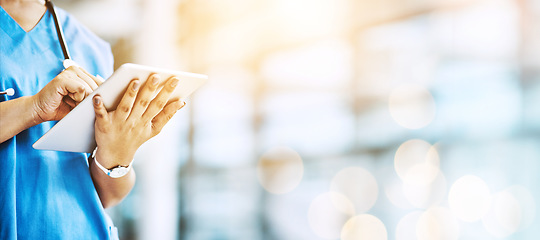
[93,95,110,128]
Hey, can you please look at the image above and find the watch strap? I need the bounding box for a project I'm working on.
[91,147,133,178]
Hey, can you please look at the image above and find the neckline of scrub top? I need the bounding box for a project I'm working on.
[0,6,50,36]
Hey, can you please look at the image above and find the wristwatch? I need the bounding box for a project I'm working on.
[91,147,133,178]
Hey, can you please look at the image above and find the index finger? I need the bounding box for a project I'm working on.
[78,67,104,87]
[57,70,93,101]
[67,66,99,91]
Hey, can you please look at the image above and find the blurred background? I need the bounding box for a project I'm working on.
[55,0,540,239]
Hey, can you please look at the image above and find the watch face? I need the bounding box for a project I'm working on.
[109,166,130,178]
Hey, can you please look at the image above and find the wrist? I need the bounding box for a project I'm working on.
[94,146,135,169]
[28,94,45,125]
[91,147,134,178]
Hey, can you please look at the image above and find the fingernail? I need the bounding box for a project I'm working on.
[152,75,160,85]
[132,81,140,91]
[170,78,179,88]
[94,96,101,105]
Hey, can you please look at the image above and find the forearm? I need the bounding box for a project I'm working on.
[0,96,41,143]
[89,154,136,209]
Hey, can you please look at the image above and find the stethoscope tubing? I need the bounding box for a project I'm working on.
[45,0,71,61]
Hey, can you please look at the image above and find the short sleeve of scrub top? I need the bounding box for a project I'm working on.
[0,6,118,240]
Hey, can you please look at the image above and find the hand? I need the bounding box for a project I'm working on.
[32,66,102,123]
[92,74,186,167]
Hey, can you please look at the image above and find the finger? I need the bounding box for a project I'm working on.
[141,77,179,122]
[60,78,88,102]
[70,66,99,90]
[151,100,185,136]
[78,67,104,87]
[128,74,161,120]
[93,95,111,132]
[116,80,140,120]
[63,96,77,108]
[55,70,93,103]
[61,68,94,94]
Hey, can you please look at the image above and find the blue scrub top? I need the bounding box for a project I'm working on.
[0,6,117,240]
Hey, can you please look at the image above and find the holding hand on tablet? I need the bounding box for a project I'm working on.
[34,66,103,122]
[92,74,185,165]
[0,66,102,143]
[89,74,185,207]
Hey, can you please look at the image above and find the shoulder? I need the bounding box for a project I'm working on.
[54,8,109,48]
[53,7,114,77]
[54,7,110,52]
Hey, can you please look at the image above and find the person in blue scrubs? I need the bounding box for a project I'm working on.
[0,0,186,239]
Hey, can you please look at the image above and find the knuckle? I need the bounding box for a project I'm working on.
[165,107,176,115]
[139,100,149,107]
[126,121,137,129]
[98,125,110,133]
[156,100,166,109]
[119,105,130,113]
[95,112,105,119]
[64,71,76,79]
[151,123,161,134]
[60,69,71,76]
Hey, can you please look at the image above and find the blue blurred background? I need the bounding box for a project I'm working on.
[56,0,540,239]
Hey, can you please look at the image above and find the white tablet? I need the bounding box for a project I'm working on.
[33,63,208,153]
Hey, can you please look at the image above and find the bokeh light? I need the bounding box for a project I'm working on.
[507,185,536,231]
[403,170,447,209]
[384,175,414,210]
[394,139,440,185]
[482,190,521,238]
[448,175,491,222]
[417,207,460,240]
[256,146,304,194]
[481,185,536,238]
[341,214,388,240]
[308,192,355,239]
[396,211,423,240]
[330,167,379,213]
[388,84,436,129]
